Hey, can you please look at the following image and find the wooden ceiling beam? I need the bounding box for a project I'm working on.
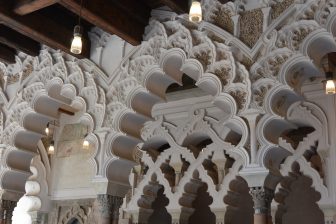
[0,43,16,64]
[143,0,189,14]
[110,0,151,25]
[58,0,147,45]
[14,0,58,15]
[161,0,189,13]
[0,1,89,58]
[0,25,40,56]
[218,0,234,3]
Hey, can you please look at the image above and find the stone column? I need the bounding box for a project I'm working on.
[137,208,153,224]
[170,152,183,192]
[241,109,261,165]
[249,187,274,224]
[168,210,183,224]
[179,207,194,224]
[0,199,16,224]
[30,211,48,224]
[323,209,335,224]
[93,194,123,224]
[213,210,225,224]
[325,220,335,224]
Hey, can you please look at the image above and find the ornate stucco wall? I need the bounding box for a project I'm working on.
[0,0,335,223]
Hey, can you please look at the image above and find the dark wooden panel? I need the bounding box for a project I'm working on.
[14,0,57,15]
[162,0,189,13]
[0,1,89,58]
[110,0,151,25]
[218,0,234,3]
[59,0,147,45]
[0,25,40,56]
[0,43,16,64]
[143,0,189,13]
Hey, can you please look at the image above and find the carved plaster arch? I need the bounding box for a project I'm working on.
[260,100,329,199]
[0,50,109,220]
[104,28,253,194]
[104,0,336,197]
[253,21,336,170]
[107,0,331,222]
[1,82,71,194]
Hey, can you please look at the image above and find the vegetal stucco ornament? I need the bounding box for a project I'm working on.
[206,2,234,34]
[276,20,322,51]
[270,0,295,20]
[239,8,264,48]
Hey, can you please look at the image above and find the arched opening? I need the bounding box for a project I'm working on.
[166,73,197,93]
[137,177,171,224]
[148,186,172,224]
[142,137,170,162]
[275,163,324,224]
[224,176,254,224]
[68,218,80,224]
[182,134,213,158]
[165,73,208,101]
[188,183,216,224]
[179,171,216,224]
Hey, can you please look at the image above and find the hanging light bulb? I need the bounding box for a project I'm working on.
[322,53,336,95]
[326,80,335,94]
[325,72,336,94]
[83,139,90,150]
[70,0,84,54]
[45,124,49,135]
[48,141,55,155]
[189,1,202,22]
[70,25,83,54]
[83,125,90,149]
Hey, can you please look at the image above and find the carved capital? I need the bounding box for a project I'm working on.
[96,194,123,220]
[249,187,274,214]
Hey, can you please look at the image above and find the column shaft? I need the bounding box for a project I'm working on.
[0,199,16,224]
[94,194,123,224]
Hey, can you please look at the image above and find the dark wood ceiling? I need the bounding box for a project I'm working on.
[0,0,189,64]
[0,0,232,63]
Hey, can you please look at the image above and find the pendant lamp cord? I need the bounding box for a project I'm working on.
[78,0,83,26]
